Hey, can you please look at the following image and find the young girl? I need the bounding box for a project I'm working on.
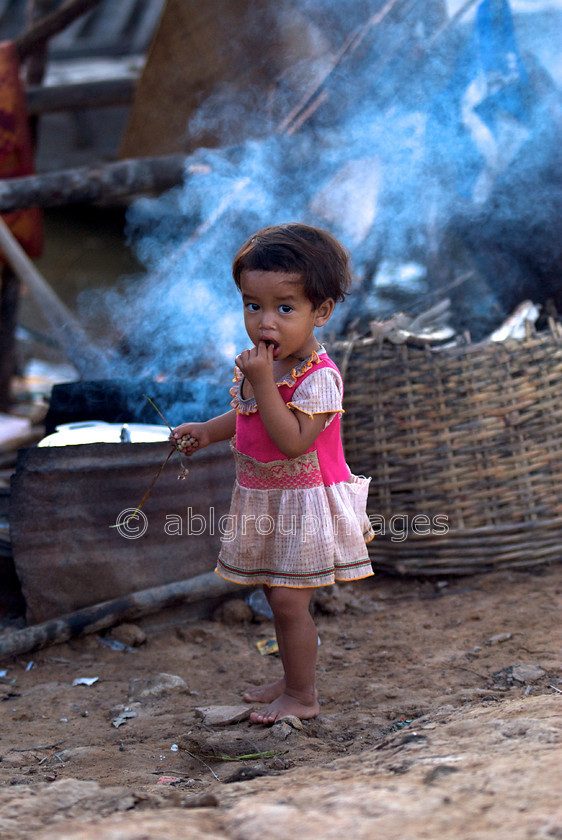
[172,223,374,724]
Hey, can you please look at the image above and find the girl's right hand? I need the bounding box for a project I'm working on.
[235,340,274,387]
[170,421,209,454]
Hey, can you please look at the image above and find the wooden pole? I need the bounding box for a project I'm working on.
[0,154,186,213]
[276,0,408,136]
[0,217,109,377]
[15,0,105,60]
[26,77,136,115]
[0,267,20,411]
[0,571,241,659]
[24,0,55,144]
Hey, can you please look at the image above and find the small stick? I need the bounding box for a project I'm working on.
[126,448,175,514]
[143,393,199,460]
[110,394,195,529]
[276,0,405,135]
[13,740,65,752]
[109,448,175,528]
[143,393,174,433]
[183,750,221,782]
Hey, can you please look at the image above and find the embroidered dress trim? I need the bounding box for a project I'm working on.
[286,402,344,420]
[232,443,324,490]
[284,349,320,384]
[215,556,374,588]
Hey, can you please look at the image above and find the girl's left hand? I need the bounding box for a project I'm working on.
[235,341,274,385]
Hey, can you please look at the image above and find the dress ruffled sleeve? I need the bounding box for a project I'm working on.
[229,366,243,410]
[286,367,344,427]
[230,366,258,414]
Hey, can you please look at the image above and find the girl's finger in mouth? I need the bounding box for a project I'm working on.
[262,339,279,355]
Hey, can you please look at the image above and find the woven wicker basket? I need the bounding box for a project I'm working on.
[333,324,562,575]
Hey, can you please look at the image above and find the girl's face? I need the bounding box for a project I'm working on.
[240,270,334,362]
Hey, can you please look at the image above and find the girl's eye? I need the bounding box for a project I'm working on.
[246,303,260,312]
[279,305,293,314]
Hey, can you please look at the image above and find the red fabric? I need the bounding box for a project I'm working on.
[235,354,352,487]
[0,40,43,260]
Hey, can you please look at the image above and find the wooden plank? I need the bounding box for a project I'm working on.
[26,77,136,113]
[0,154,186,212]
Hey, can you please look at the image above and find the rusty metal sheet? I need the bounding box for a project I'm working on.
[10,440,235,623]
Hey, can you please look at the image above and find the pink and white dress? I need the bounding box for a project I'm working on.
[215,347,374,588]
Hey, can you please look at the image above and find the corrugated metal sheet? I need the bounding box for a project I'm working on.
[10,439,235,623]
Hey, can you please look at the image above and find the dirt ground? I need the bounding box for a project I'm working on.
[0,563,560,840]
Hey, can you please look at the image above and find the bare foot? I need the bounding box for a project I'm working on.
[249,692,320,725]
[243,678,286,704]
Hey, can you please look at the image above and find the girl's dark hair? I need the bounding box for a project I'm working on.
[232,223,352,307]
